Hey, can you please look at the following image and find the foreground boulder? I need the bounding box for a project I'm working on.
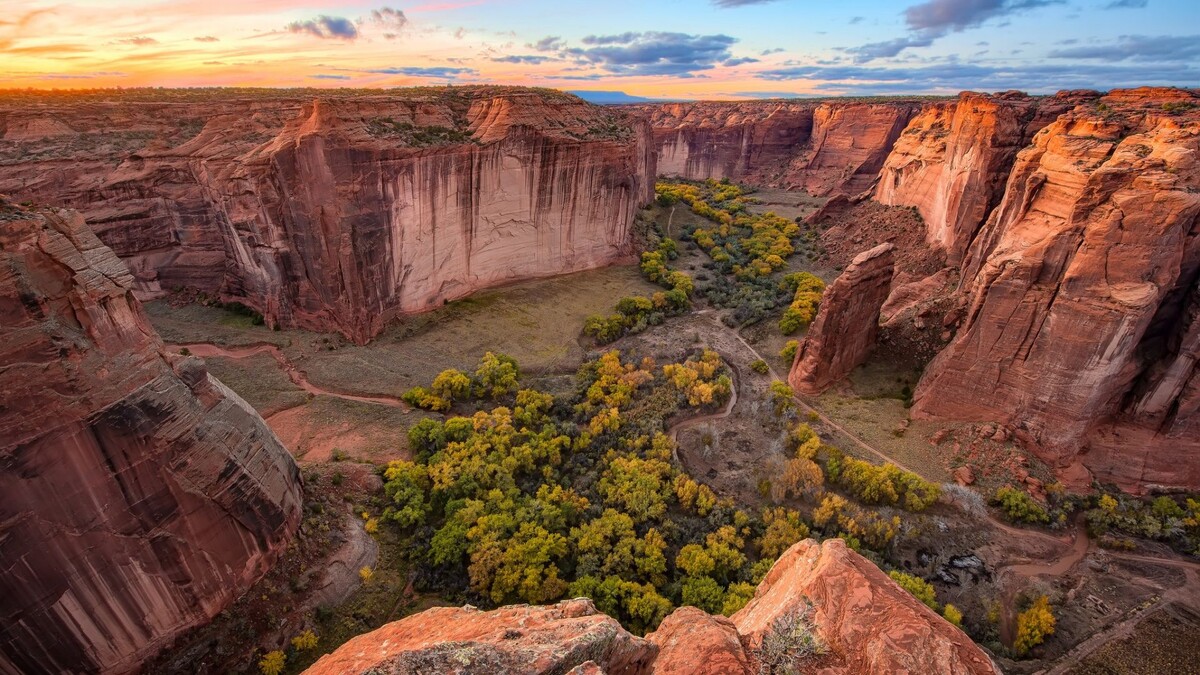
[789,244,896,394]
[732,539,998,674]
[304,539,995,674]
[302,599,657,675]
[0,203,303,673]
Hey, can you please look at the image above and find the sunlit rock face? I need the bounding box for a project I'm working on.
[874,91,1086,263]
[629,99,917,195]
[302,539,996,675]
[789,243,896,395]
[0,203,303,673]
[912,88,1200,491]
[0,87,655,344]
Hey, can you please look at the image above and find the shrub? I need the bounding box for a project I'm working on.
[750,359,770,375]
[258,651,285,675]
[991,486,1050,525]
[888,570,938,611]
[780,340,799,362]
[770,381,796,416]
[756,603,827,672]
[359,566,374,584]
[943,604,963,628]
[290,629,319,651]
[1014,596,1055,656]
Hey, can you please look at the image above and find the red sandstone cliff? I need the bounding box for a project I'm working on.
[789,244,896,394]
[911,88,1200,491]
[0,88,655,343]
[0,201,303,673]
[630,99,919,195]
[874,91,1087,262]
[302,539,995,675]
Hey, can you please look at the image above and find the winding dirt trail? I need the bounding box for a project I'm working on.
[666,366,739,466]
[171,342,411,410]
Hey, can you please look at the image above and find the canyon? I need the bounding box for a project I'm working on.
[0,87,655,344]
[0,201,303,673]
[638,88,1200,492]
[2,84,1199,673]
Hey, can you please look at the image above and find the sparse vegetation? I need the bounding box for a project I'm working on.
[888,570,938,611]
[755,602,828,673]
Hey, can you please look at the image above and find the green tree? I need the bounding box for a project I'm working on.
[888,570,938,611]
[681,576,726,614]
[431,368,472,402]
[475,352,520,398]
[382,461,430,527]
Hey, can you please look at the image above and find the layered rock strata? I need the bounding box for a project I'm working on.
[303,539,995,675]
[911,88,1200,490]
[0,88,655,343]
[789,244,896,394]
[0,202,303,673]
[874,91,1085,262]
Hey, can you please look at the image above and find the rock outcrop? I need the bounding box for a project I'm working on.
[304,539,994,675]
[730,539,998,674]
[0,202,303,673]
[0,87,655,343]
[912,88,1200,490]
[789,244,896,394]
[302,598,657,675]
[874,91,1083,262]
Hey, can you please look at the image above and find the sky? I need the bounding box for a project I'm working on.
[2,0,1197,98]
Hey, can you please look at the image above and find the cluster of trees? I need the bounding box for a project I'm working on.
[381,350,803,632]
[584,235,694,344]
[656,179,808,328]
[403,352,519,411]
[778,272,827,335]
[825,449,941,512]
[1086,492,1200,555]
[990,486,1050,525]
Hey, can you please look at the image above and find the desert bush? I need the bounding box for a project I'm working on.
[1014,596,1055,656]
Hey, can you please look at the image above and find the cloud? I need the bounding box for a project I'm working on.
[367,7,408,34]
[904,0,1065,33]
[842,0,1064,63]
[723,57,759,66]
[309,74,351,80]
[1105,0,1147,7]
[849,16,865,24]
[491,55,553,64]
[286,15,358,40]
[194,36,219,42]
[760,47,784,55]
[362,66,477,77]
[537,32,738,77]
[117,36,158,46]
[846,34,937,62]
[1048,34,1200,61]
[756,59,1197,94]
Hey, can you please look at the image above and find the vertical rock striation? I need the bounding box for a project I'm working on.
[789,244,896,394]
[0,88,655,343]
[874,91,1086,262]
[912,88,1200,490]
[0,203,303,673]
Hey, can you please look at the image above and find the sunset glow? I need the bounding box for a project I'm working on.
[3,0,1196,98]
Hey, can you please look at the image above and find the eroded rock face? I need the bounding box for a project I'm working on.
[874,91,1081,262]
[302,598,657,675]
[912,88,1200,490]
[731,539,998,675]
[645,606,752,675]
[789,244,896,394]
[306,540,993,675]
[0,88,655,343]
[0,203,303,673]
[630,100,918,196]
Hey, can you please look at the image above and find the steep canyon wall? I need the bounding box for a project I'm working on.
[0,88,655,343]
[0,202,303,673]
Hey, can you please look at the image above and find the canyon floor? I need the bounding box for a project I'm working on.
[145,190,1200,675]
